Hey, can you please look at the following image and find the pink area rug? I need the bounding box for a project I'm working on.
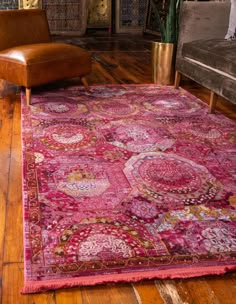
[21,84,236,294]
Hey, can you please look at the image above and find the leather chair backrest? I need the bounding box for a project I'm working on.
[0,9,51,52]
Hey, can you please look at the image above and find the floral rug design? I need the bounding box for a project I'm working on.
[21,85,236,293]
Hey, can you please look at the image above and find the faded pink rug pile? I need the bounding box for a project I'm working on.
[21,84,236,293]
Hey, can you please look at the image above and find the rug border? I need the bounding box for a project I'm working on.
[21,264,236,294]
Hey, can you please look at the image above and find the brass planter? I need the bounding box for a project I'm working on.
[151,42,176,85]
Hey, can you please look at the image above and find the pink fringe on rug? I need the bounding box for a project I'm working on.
[21,265,236,294]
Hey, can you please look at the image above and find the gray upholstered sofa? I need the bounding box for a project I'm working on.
[175,1,236,112]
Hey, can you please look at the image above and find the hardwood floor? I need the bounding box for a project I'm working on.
[0,32,235,304]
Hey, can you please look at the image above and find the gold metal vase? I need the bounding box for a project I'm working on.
[151,42,176,85]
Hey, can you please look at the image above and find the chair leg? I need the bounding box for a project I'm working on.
[26,88,31,106]
[81,77,90,91]
[174,71,181,89]
[209,91,217,113]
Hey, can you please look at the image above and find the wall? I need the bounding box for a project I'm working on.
[0,0,18,9]
[42,0,88,35]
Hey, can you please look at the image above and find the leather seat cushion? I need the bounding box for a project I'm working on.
[0,43,91,87]
[182,39,236,78]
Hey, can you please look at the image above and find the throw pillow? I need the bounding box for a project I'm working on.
[225,0,236,40]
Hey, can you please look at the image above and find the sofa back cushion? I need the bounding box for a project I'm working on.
[225,0,236,40]
[177,2,231,59]
[0,9,51,52]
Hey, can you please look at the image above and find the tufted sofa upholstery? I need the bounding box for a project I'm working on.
[175,2,236,112]
[0,9,92,105]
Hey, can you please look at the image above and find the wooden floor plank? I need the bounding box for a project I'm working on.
[88,59,118,84]
[2,263,55,304]
[93,52,151,84]
[0,95,14,302]
[132,281,164,304]
[155,280,186,304]
[56,288,83,304]
[174,278,229,304]
[3,96,23,263]
[81,284,138,304]
[206,274,236,304]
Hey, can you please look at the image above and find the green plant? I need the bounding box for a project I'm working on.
[150,0,182,43]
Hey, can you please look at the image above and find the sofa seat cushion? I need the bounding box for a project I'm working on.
[0,43,91,87]
[182,39,236,79]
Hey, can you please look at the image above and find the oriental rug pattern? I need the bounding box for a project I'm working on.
[21,84,236,294]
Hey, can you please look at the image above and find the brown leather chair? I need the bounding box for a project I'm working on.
[0,9,92,105]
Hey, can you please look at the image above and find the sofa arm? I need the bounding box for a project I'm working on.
[177,2,231,60]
